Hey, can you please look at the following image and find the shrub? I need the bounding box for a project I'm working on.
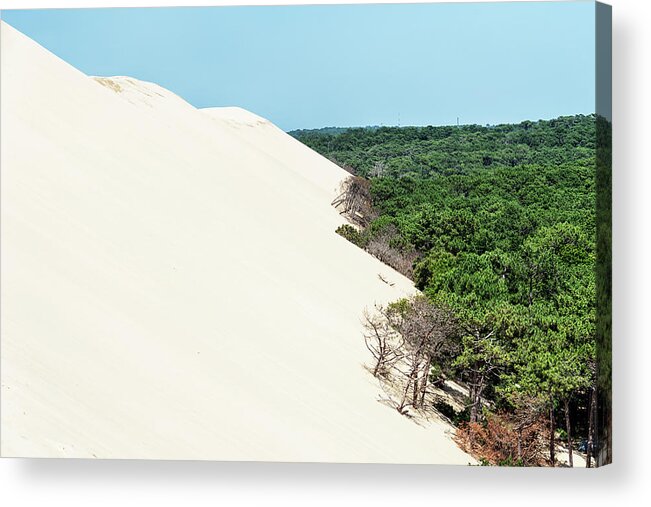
[434,400,457,421]
[335,224,368,248]
[455,411,547,466]
[433,399,470,427]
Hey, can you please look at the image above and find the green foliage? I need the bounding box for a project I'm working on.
[293,115,596,179]
[497,457,525,467]
[434,400,457,421]
[595,115,612,461]
[433,400,471,427]
[454,406,472,426]
[335,224,368,248]
[299,114,604,462]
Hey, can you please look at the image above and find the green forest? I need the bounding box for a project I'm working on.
[293,114,610,467]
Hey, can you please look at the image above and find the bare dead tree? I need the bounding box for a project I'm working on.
[362,307,403,378]
[388,340,428,414]
[366,224,420,278]
[332,176,376,227]
[332,178,420,279]
[385,296,458,410]
[361,296,457,418]
[369,160,387,178]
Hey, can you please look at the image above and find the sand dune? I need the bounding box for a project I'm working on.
[0,21,472,464]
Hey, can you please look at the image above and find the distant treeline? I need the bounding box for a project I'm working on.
[293,115,596,177]
[294,114,609,467]
[289,126,353,137]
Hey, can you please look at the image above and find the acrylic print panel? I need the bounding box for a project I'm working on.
[0,1,611,466]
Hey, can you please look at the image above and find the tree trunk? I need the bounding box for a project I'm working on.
[373,358,380,377]
[412,364,421,408]
[586,385,597,468]
[469,373,478,424]
[398,370,413,413]
[564,397,573,467]
[470,392,482,423]
[549,398,556,467]
[419,355,431,407]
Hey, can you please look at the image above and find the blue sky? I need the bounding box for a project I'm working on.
[1,2,595,131]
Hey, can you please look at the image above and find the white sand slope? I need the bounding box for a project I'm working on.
[0,21,472,464]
